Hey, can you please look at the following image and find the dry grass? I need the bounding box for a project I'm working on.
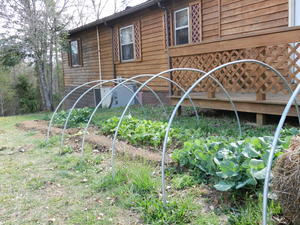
[272,136,300,224]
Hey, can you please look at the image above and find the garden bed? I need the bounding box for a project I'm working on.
[16,120,170,163]
[23,106,299,224]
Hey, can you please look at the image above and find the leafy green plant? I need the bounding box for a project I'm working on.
[100,115,180,148]
[172,133,292,192]
[52,107,93,127]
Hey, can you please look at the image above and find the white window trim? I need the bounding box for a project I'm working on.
[174,7,189,45]
[70,40,81,67]
[288,0,300,80]
[289,0,295,26]
[120,25,135,62]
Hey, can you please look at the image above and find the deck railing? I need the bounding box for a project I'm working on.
[169,26,300,101]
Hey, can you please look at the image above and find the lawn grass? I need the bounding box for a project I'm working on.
[1,106,291,224]
[0,113,224,225]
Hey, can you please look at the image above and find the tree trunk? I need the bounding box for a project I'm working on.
[0,94,4,116]
[49,35,54,110]
[37,60,52,111]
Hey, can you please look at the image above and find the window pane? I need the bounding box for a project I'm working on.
[122,43,134,61]
[71,41,78,54]
[120,27,133,45]
[176,28,189,45]
[175,9,188,28]
[70,40,79,66]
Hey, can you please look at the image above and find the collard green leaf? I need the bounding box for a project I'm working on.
[214,181,235,191]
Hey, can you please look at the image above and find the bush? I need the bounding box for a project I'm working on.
[15,76,40,113]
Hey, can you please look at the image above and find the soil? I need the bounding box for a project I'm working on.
[16,120,171,163]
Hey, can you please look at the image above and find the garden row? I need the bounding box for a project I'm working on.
[50,107,296,193]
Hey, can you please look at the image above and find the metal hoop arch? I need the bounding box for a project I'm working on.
[80,74,201,155]
[47,79,108,141]
[263,84,300,225]
[160,59,300,205]
[60,77,168,148]
[109,68,242,182]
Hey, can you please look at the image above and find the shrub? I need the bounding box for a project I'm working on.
[15,76,40,113]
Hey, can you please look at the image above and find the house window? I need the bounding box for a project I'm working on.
[120,25,135,61]
[174,8,189,45]
[70,40,81,67]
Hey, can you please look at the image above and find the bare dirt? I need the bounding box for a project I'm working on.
[16,120,171,163]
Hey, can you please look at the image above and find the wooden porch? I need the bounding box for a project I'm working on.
[168,26,300,124]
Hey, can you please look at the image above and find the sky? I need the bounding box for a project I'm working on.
[68,0,148,28]
[0,0,148,34]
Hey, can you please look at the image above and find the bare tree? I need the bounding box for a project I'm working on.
[0,0,70,111]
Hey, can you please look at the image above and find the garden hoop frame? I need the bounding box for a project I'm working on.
[160,59,300,206]
[80,74,201,155]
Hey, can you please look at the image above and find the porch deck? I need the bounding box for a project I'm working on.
[170,92,300,117]
[168,26,300,124]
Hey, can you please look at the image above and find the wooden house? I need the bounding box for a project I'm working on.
[63,0,300,124]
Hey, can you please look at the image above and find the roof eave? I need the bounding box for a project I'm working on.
[69,0,163,35]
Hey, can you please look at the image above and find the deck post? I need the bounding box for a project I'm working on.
[256,113,266,126]
[256,90,266,125]
[207,91,216,98]
[177,105,182,116]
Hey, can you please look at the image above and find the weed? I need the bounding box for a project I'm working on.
[38,135,59,148]
[129,166,158,194]
[92,168,129,192]
[59,146,73,155]
[26,177,46,190]
[172,174,195,190]
[136,196,194,225]
[228,194,282,225]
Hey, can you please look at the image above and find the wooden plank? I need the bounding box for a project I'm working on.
[221,11,288,30]
[222,3,288,25]
[170,96,298,116]
[168,26,300,57]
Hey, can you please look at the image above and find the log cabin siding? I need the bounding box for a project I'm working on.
[113,7,169,91]
[98,25,114,82]
[220,0,288,37]
[63,0,290,101]
[63,28,100,86]
[166,0,288,41]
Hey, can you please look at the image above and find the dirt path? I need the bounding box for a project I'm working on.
[16,120,171,163]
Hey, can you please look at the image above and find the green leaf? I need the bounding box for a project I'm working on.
[250,168,267,180]
[242,143,260,158]
[214,181,235,191]
[249,159,265,170]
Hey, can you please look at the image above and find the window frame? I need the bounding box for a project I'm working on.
[174,7,190,46]
[120,25,135,62]
[69,39,82,67]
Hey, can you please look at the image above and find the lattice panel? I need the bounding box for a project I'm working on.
[171,43,300,95]
[163,10,171,48]
[134,21,142,60]
[112,27,120,64]
[191,2,201,43]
